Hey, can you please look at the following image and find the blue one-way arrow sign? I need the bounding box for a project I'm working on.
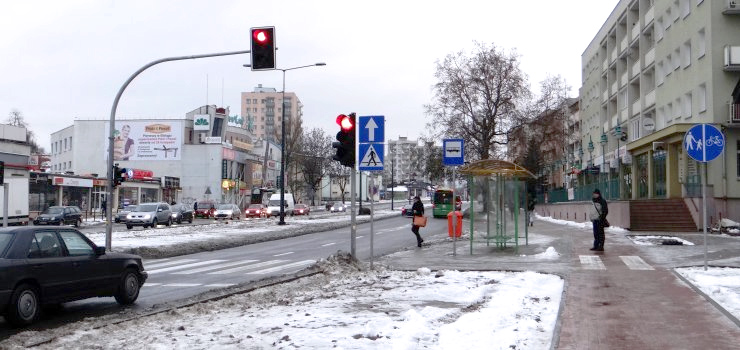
[358,116,384,143]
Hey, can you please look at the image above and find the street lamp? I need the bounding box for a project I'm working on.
[244,62,326,225]
[587,136,595,185]
[612,121,624,200]
[600,130,608,192]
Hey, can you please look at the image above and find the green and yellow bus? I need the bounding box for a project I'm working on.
[432,188,455,218]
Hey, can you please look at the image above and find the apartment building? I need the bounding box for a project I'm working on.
[386,136,421,184]
[240,84,302,143]
[580,0,740,218]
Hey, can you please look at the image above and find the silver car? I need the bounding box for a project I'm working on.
[214,203,241,220]
[126,202,172,229]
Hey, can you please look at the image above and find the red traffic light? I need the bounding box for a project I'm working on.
[336,114,354,132]
[253,29,269,44]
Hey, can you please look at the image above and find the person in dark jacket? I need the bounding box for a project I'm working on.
[589,189,608,251]
[411,196,424,247]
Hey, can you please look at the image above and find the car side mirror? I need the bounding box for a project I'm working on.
[95,246,106,256]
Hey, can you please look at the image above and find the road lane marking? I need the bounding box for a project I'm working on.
[147,260,226,274]
[620,256,655,270]
[246,260,316,275]
[204,284,236,288]
[143,283,162,287]
[162,283,202,287]
[145,259,197,269]
[208,260,286,274]
[273,252,294,257]
[321,242,336,247]
[172,260,259,274]
[579,255,606,270]
[357,236,364,239]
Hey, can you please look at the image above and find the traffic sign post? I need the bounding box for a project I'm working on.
[443,139,464,166]
[358,116,385,172]
[683,123,725,271]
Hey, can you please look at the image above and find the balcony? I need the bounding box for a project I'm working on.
[644,89,656,109]
[620,108,629,121]
[602,58,608,72]
[610,48,618,63]
[644,6,654,27]
[724,46,740,71]
[632,100,641,116]
[620,36,629,54]
[631,61,641,77]
[611,81,618,95]
[723,0,740,14]
[730,103,740,123]
[603,90,609,103]
[645,47,655,67]
[620,72,628,87]
[631,24,640,42]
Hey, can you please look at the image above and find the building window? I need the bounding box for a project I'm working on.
[69,137,72,151]
[672,1,680,22]
[666,103,673,124]
[674,98,682,119]
[737,141,740,177]
[657,61,665,85]
[68,161,72,170]
[252,99,257,104]
[681,0,690,18]
[696,0,703,5]
[683,92,692,119]
[665,9,672,30]
[64,138,67,151]
[698,83,707,112]
[681,40,691,68]
[697,28,706,58]
[673,48,680,70]
[656,17,664,41]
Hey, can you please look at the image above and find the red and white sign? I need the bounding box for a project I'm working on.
[125,168,154,180]
[53,177,93,188]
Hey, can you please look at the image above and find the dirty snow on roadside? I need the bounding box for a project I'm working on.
[676,267,740,320]
[4,255,564,350]
[535,213,629,234]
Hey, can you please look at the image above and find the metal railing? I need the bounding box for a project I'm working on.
[539,179,621,204]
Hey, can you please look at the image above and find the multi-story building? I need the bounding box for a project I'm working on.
[49,105,262,211]
[240,84,302,143]
[580,0,740,222]
[386,137,420,184]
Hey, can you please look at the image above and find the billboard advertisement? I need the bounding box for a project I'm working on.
[105,121,182,161]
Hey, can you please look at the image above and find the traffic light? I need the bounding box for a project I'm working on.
[113,165,126,187]
[332,113,356,167]
[0,161,4,184]
[250,26,276,70]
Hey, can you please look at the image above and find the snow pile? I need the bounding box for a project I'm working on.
[627,235,695,246]
[535,213,628,233]
[676,267,740,320]
[6,256,564,350]
[530,246,560,260]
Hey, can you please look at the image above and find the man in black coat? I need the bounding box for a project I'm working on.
[411,196,424,247]
[590,189,609,251]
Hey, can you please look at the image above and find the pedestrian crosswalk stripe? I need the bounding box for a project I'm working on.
[147,260,226,274]
[171,260,259,275]
[208,260,286,275]
[579,255,606,270]
[619,256,655,270]
[145,259,197,269]
[247,260,316,275]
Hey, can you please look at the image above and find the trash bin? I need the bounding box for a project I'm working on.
[447,210,463,238]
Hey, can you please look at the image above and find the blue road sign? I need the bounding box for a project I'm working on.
[358,116,385,143]
[684,124,724,163]
[443,139,464,166]
[358,143,384,171]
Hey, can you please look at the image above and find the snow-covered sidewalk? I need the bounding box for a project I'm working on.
[2,254,566,350]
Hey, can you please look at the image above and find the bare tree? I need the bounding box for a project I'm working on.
[327,162,350,203]
[280,116,303,199]
[298,128,333,206]
[6,109,45,153]
[425,42,530,161]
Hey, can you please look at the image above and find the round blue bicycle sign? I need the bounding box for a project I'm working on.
[684,124,724,163]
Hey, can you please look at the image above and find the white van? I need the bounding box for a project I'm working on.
[267,193,295,217]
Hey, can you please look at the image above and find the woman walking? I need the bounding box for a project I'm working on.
[411,196,425,247]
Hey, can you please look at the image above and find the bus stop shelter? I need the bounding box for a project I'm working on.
[459,159,535,254]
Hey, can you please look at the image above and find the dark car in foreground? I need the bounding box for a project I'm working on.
[170,204,194,224]
[0,226,147,326]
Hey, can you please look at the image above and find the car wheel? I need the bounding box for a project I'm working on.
[114,268,141,305]
[6,283,40,326]
[74,218,81,228]
[151,218,158,228]
[166,218,171,227]
[177,218,182,224]
[188,217,193,224]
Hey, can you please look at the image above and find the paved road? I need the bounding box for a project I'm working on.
[0,209,446,338]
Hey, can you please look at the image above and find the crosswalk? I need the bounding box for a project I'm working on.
[579,255,655,271]
[142,257,316,288]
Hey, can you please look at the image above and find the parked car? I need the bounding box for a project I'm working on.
[244,204,268,218]
[126,202,172,229]
[33,206,82,227]
[330,203,347,213]
[293,204,310,216]
[170,204,194,224]
[194,200,216,219]
[214,204,241,220]
[401,204,414,217]
[0,226,147,326]
[115,205,137,224]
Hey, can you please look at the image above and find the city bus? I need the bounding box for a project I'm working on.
[432,188,455,218]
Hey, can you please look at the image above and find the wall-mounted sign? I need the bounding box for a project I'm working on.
[642,117,655,131]
[205,136,222,144]
[53,177,93,188]
[194,114,211,131]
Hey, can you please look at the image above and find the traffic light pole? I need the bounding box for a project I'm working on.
[106,49,250,251]
[350,167,357,257]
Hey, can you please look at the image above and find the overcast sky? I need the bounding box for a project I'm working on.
[0,0,618,152]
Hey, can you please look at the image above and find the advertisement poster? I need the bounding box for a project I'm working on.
[105,121,182,161]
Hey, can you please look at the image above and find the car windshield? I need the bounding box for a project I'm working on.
[123,205,138,212]
[138,204,158,212]
[218,204,233,210]
[0,232,12,254]
[171,204,183,211]
[248,204,262,209]
[268,200,283,206]
[46,207,63,214]
[295,205,307,209]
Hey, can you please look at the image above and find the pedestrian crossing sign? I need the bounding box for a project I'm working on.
[358,143,384,171]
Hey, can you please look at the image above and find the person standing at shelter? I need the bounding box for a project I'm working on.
[411,196,425,247]
[589,189,608,251]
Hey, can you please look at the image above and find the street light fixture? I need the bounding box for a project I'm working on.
[600,130,608,192]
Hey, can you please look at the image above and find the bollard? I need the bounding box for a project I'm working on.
[447,211,463,238]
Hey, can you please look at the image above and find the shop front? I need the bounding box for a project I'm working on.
[626,124,691,199]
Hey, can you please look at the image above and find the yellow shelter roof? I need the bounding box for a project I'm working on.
[458,159,536,178]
